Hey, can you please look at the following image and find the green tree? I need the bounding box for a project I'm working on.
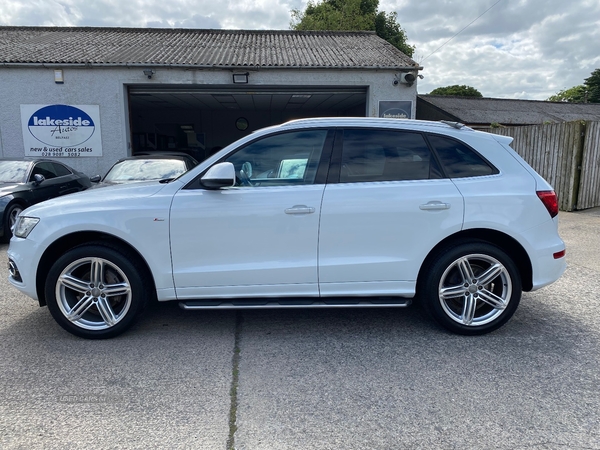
[584,69,600,103]
[428,85,483,97]
[547,85,587,103]
[547,69,600,103]
[290,0,414,57]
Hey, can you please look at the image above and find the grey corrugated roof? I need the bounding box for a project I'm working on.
[418,95,600,125]
[0,26,419,69]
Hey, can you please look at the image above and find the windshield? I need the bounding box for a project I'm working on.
[103,159,188,183]
[0,161,30,183]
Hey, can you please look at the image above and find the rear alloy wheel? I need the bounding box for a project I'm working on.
[421,242,521,335]
[45,244,149,339]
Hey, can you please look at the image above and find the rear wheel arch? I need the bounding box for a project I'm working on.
[417,229,533,295]
[36,232,156,307]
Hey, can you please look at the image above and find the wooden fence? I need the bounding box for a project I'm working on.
[480,121,600,211]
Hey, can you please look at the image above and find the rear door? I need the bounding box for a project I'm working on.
[318,128,464,297]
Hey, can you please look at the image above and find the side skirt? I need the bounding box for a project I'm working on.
[179,298,412,310]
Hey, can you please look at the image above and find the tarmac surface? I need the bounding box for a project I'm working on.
[1,209,599,449]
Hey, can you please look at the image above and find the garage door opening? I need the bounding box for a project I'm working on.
[128,85,367,161]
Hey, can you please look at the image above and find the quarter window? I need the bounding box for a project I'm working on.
[51,162,72,177]
[427,134,497,178]
[340,129,442,182]
[224,130,328,187]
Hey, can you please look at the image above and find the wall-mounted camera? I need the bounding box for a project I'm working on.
[394,72,416,87]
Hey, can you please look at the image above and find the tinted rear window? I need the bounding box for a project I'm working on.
[427,135,497,178]
[340,129,442,182]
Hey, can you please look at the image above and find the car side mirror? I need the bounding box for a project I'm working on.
[90,175,102,183]
[33,174,45,186]
[201,162,236,189]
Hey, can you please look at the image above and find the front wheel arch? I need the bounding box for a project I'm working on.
[2,200,27,242]
[36,232,156,307]
[44,242,152,339]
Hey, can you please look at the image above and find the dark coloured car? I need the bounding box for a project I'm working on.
[90,154,198,187]
[0,158,92,241]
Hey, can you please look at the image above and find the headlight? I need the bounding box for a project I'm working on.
[13,216,40,238]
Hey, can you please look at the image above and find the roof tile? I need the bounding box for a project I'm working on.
[0,27,419,69]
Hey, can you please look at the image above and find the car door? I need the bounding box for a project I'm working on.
[49,161,84,194]
[170,129,333,300]
[318,128,465,297]
[28,161,63,203]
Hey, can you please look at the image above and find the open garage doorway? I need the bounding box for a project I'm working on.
[128,85,367,161]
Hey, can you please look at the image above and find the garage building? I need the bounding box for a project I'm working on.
[0,26,421,175]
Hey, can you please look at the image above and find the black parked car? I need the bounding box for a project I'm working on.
[0,158,92,241]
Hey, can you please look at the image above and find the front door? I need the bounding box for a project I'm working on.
[170,129,332,300]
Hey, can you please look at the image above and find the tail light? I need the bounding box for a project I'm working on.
[537,190,559,218]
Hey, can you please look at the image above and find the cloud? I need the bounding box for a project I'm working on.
[1,0,598,99]
[388,0,600,98]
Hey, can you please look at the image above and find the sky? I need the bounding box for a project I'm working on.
[1,0,599,100]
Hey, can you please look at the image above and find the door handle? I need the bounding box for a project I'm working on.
[419,201,450,210]
[285,205,315,215]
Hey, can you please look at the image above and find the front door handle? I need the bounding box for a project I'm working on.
[285,205,315,215]
[419,201,450,211]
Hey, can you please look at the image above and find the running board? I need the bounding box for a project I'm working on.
[179,298,412,310]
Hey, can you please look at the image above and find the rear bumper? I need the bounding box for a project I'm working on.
[522,217,566,290]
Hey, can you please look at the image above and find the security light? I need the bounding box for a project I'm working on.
[232,73,249,84]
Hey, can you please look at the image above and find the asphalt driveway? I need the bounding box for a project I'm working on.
[1,209,599,449]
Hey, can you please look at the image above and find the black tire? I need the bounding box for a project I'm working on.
[45,243,150,339]
[2,203,24,243]
[419,240,522,335]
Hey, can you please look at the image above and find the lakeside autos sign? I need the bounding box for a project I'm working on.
[21,104,102,157]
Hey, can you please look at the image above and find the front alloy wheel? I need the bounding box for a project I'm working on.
[422,242,521,335]
[2,203,24,242]
[45,244,149,339]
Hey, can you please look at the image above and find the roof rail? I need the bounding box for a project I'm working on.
[441,120,466,129]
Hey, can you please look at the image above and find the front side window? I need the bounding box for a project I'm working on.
[340,129,442,183]
[224,130,328,187]
[427,134,497,178]
[30,162,59,180]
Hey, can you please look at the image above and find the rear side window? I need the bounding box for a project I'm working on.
[340,129,442,182]
[427,135,497,178]
[51,162,72,177]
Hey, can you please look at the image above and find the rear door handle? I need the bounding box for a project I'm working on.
[419,201,450,210]
[285,205,315,215]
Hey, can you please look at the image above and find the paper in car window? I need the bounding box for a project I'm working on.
[278,159,308,179]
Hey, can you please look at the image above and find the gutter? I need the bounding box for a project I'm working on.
[1,62,423,71]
